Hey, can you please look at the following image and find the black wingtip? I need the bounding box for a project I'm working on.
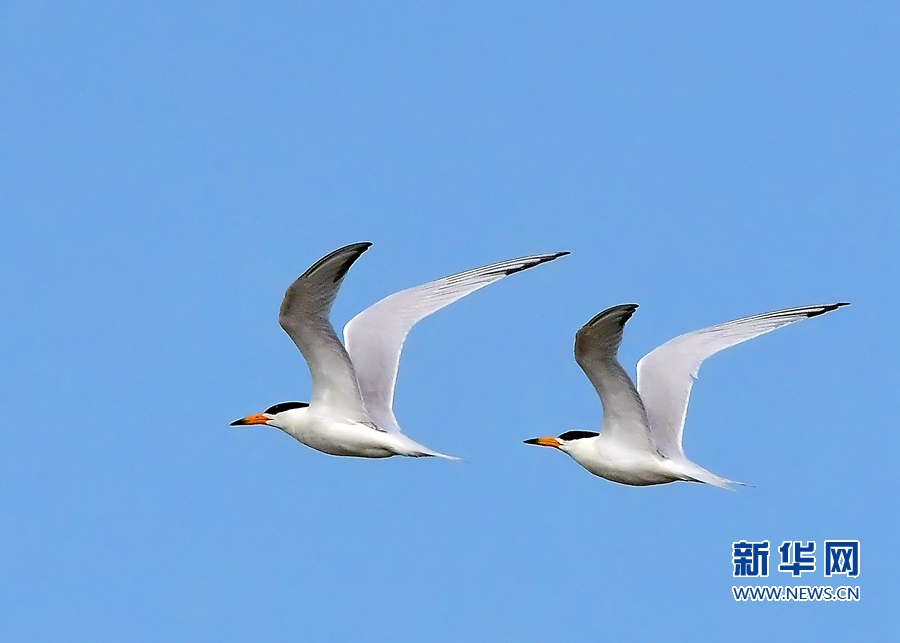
[342,241,373,260]
[298,242,373,282]
[807,302,851,318]
[331,242,372,283]
[583,303,640,328]
[503,251,570,276]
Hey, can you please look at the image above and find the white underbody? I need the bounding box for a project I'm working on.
[563,436,681,485]
[273,407,449,459]
[560,432,731,488]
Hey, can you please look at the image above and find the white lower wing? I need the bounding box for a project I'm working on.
[343,252,569,432]
[635,303,848,458]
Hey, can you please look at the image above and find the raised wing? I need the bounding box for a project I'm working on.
[343,251,569,432]
[574,304,656,452]
[636,303,849,458]
[279,242,373,420]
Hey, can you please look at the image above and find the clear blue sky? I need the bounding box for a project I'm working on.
[1,2,897,640]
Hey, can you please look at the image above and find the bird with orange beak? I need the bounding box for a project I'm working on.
[232,242,569,460]
[525,301,848,488]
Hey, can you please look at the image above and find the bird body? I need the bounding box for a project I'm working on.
[526,302,848,488]
[563,435,730,486]
[233,242,569,460]
[274,406,438,459]
[565,435,672,485]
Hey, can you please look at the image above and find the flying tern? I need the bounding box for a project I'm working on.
[525,302,848,488]
[232,242,568,459]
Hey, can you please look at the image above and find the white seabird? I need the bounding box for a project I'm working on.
[233,242,568,459]
[525,302,848,488]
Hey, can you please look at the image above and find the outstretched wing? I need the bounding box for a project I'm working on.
[279,242,373,420]
[574,304,656,452]
[343,251,569,432]
[636,303,849,458]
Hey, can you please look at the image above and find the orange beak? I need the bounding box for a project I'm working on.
[230,413,270,426]
[524,436,561,448]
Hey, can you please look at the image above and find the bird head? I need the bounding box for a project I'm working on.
[524,430,600,452]
[230,401,309,430]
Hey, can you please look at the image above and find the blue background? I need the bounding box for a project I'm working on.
[1,2,896,640]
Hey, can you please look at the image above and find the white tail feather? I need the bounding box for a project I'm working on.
[674,458,743,490]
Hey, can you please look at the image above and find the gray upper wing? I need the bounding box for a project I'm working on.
[574,304,656,452]
[343,252,569,433]
[635,303,849,459]
[279,242,373,419]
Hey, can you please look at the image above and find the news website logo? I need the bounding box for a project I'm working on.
[731,539,860,602]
